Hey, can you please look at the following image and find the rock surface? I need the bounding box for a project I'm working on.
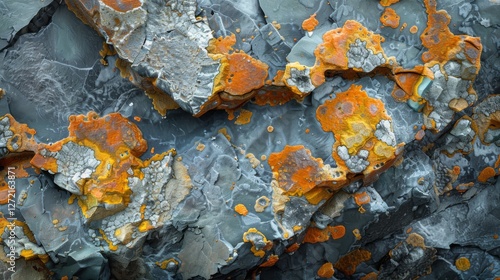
[0,0,499,279]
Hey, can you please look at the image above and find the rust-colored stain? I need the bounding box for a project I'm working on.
[317,262,335,278]
[101,0,142,13]
[259,254,279,267]
[334,248,372,276]
[409,25,418,34]
[316,85,399,174]
[285,243,300,253]
[380,8,400,28]
[302,13,319,32]
[304,225,346,243]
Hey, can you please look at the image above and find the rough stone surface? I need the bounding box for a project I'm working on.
[0,0,499,279]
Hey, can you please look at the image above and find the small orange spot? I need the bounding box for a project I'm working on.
[267,125,274,132]
[494,234,499,240]
[235,109,253,125]
[415,129,426,140]
[455,257,471,271]
[286,243,300,253]
[305,128,310,134]
[133,116,141,122]
[317,262,335,278]
[330,225,346,239]
[234,204,249,216]
[150,147,155,154]
[452,166,461,175]
[380,0,399,6]
[196,143,206,152]
[302,13,319,32]
[380,8,400,29]
[478,167,496,183]
[410,25,418,34]
[406,227,412,234]
[354,192,371,206]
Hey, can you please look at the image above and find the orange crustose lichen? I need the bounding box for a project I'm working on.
[30,112,149,220]
[304,225,346,243]
[268,145,347,204]
[317,262,335,278]
[309,20,392,86]
[380,0,400,6]
[334,248,372,276]
[316,85,399,175]
[380,8,400,28]
[234,204,249,216]
[101,0,142,13]
[302,14,319,32]
[478,167,497,183]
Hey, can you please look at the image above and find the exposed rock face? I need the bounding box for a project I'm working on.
[0,0,499,279]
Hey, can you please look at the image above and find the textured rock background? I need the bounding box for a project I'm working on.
[0,0,499,279]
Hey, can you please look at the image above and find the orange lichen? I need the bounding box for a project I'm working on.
[380,0,399,6]
[286,243,300,253]
[243,228,270,258]
[302,14,319,32]
[30,112,150,220]
[455,257,471,271]
[254,196,271,212]
[380,8,400,28]
[421,0,481,67]
[196,143,206,152]
[391,66,434,106]
[406,233,426,249]
[101,0,142,13]
[317,262,335,278]
[456,182,474,193]
[304,225,346,243]
[267,125,274,133]
[354,192,371,206]
[415,129,426,140]
[269,145,346,204]
[144,86,180,117]
[234,204,249,216]
[0,114,38,153]
[218,127,232,141]
[259,254,279,267]
[235,109,253,125]
[478,167,497,183]
[138,220,154,232]
[410,25,418,34]
[309,20,392,86]
[316,85,400,175]
[207,34,237,54]
[156,258,179,270]
[334,248,372,276]
[213,52,269,96]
